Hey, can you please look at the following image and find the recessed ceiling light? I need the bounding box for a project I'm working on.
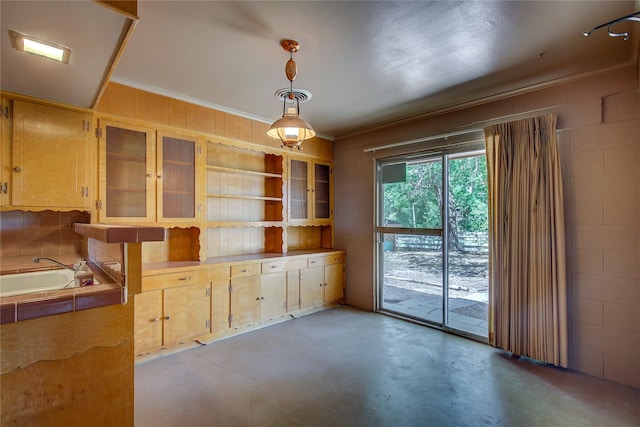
[9,30,71,64]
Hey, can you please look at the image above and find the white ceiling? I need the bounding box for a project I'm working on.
[2,1,639,139]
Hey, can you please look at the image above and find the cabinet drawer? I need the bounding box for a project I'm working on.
[324,253,345,265]
[198,266,230,284]
[142,270,197,291]
[285,258,308,271]
[262,260,286,274]
[307,253,345,268]
[231,263,260,278]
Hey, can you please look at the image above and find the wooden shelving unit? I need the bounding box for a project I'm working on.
[205,141,285,257]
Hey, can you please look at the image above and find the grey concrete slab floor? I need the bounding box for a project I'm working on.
[135,306,640,427]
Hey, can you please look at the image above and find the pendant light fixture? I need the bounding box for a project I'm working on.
[267,39,316,150]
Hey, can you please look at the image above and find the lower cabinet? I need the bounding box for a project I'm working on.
[300,255,346,310]
[229,267,287,329]
[134,251,345,356]
[134,290,163,354]
[260,272,287,321]
[300,266,325,309]
[134,282,211,355]
[163,283,211,346]
[207,266,231,336]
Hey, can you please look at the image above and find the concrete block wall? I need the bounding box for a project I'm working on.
[334,64,639,387]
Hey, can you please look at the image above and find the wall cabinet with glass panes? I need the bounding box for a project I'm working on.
[288,157,332,224]
[97,119,202,225]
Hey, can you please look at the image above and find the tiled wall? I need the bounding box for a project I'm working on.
[334,64,639,387]
[0,210,90,265]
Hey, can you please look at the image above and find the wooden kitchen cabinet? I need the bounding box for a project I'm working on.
[300,253,345,310]
[300,266,325,310]
[135,251,345,357]
[199,266,231,336]
[229,274,261,328]
[163,282,210,346]
[229,263,287,328]
[98,120,201,224]
[260,271,287,321]
[288,157,332,223]
[0,97,10,207]
[10,100,92,208]
[134,289,163,355]
[134,279,211,355]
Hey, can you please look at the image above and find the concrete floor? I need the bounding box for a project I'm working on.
[135,307,640,427]
[382,285,489,337]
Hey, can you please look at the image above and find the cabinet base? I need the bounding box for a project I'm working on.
[134,302,343,363]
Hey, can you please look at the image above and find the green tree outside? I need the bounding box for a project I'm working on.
[383,155,487,251]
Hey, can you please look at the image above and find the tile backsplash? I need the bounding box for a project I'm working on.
[0,210,90,260]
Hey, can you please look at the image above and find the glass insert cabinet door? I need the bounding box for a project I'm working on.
[101,122,155,221]
[157,132,196,221]
[99,121,198,223]
[288,158,332,222]
[289,159,309,220]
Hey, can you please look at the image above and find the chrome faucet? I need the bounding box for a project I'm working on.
[32,257,77,272]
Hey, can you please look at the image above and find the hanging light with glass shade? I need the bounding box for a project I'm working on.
[267,39,316,150]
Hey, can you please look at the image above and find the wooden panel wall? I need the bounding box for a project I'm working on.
[0,304,134,426]
[96,82,333,160]
[0,243,143,426]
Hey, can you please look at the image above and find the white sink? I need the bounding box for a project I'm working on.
[0,269,77,297]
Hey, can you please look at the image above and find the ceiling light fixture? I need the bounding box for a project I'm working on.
[267,39,316,150]
[9,30,71,64]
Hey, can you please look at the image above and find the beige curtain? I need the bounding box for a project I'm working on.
[484,114,568,368]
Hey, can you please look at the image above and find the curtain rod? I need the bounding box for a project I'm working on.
[362,106,559,153]
[362,128,483,153]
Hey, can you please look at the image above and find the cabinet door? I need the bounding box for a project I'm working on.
[157,132,199,222]
[313,162,332,220]
[324,263,345,303]
[98,120,155,222]
[230,275,261,328]
[12,100,90,208]
[211,281,230,334]
[0,97,10,206]
[286,270,300,312]
[135,290,163,355]
[300,266,324,309]
[260,272,287,321]
[288,158,311,221]
[163,283,211,347]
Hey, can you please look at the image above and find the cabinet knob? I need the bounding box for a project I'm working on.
[157,174,163,179]
[241,269,249,273]
[319,283,323,287]
[178,277,191,281]
[151,317,160,323]
[146,173,152,178]
[255,297,261,301]
[164,315,170,320]
[13,167,21,173]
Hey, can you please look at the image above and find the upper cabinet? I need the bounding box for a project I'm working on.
[97,119,201,224]
[0,97,10,207]
[288,157,332,224]
[9,100,92,209]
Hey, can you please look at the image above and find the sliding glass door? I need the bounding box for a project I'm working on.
[376,150,488,339]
